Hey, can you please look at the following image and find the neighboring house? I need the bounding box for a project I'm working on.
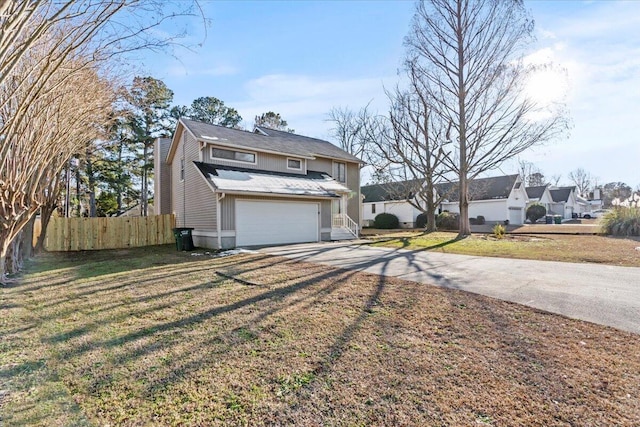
[361,180,426,228]
[526,185,553,215]
[549,186,578,219]
[437,174,528,225]
[361,174,528,226]
[525,184,553,218]
[154,119,362,248]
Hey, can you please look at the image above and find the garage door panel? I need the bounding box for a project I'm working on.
[236,200,319,246]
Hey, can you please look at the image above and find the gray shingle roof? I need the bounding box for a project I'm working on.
[362,175,520,203]
[180,119,362,163]
[361,180,422,203]
[550,187,575,203]
[526,185,548,200]
[436,174,519,202]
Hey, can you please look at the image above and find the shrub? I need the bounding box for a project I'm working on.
[436,211,459,230]
[600,207,640,236]
[374,212,399,229]
[526,203,547,223]
[476,215,486,225]
[493,224,506,239]
[416,213,427,228]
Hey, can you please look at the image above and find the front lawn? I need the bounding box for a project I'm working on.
[364,231,640,267]
[2,246,639,425]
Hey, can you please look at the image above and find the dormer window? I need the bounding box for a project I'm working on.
[287,158,302,170]
[211,147,256,164]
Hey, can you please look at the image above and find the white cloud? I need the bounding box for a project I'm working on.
[233,74,395,139]
[520,2,640,185]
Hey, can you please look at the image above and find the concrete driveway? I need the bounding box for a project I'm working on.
[261,241,640,335]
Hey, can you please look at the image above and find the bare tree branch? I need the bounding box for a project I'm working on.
[405,0,569,235]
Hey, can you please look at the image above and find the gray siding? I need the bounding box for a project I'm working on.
[171,132,185,227]
[171,130,217,229]
[221,195,235,230]
[154,138,172,215]
[307,158,332,174]
[184,132,216,229]
[308,157,361,225]
[346,162,361,224]
[205,144,306,174]
[321,200,332,228]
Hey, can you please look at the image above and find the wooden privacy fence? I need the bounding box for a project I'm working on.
[44,214,176,251]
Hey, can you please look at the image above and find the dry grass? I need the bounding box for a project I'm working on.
[2,245,640,426]
[363,230,640,267]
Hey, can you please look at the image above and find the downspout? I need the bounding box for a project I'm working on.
[216,192,225,249]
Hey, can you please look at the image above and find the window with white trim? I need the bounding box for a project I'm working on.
[371,204,376,214]
[287,158,302,170]
[211,147,256,163]
[333,162,346,183]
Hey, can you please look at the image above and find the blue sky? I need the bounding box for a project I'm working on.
[142,0,639,188]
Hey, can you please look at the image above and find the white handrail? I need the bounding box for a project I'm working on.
[332,213,359,238]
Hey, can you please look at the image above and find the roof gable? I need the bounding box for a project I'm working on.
[526,185,549,200]
[550,187,576,203]
[169,119,362,164]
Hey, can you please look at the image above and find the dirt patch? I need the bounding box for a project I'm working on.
[2,247,639,426]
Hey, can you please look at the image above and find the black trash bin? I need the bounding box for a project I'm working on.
[545,215,553,224]
[172,227,194,251]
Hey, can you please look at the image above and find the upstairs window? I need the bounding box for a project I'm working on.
[333,162,346,183]
[371,204,376,214]
[211,147,256,164]
[287,158,302,170]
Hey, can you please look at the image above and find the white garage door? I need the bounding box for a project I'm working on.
[236,200,319,246]
[509,207,522,225]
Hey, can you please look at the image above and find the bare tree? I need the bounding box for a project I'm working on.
[368,64,452,232]
[0,1,204,278]
[518,159,545,187]
[327,104,378,159]
[568,167,592,197]
[550,174,562,186]
[0,50,114,278]
[405,0,569,236]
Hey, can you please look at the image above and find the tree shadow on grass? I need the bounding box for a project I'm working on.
[362,234,465,251]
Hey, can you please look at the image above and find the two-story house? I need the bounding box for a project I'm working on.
[154,118,362,248]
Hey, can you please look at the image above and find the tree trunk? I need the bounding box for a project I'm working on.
[458,174,470,236]
[456,0,470,237]
[141,143,148,217]
[21,215,35,260]
[86,148,97,217]
[36,203,55,253]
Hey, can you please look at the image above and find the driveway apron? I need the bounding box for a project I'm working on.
[260,242,640,335]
